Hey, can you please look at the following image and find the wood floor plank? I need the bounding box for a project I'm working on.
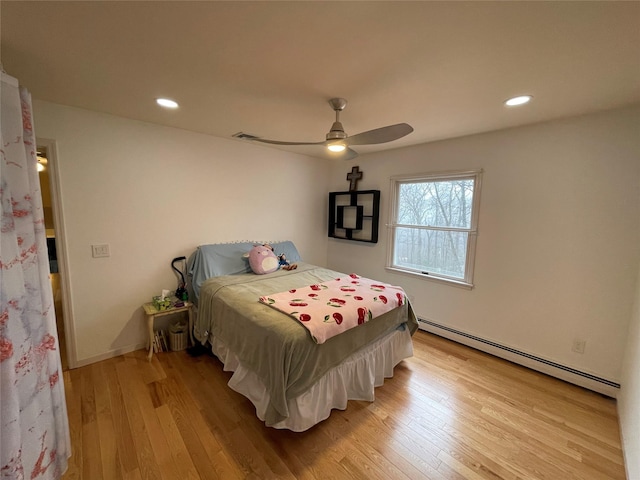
[139,353,167,385]
[317,414,412,480]
[264,420,354,479]
[102,358,139,476]
[123,469,143,480]
[79,366,102,480]
[79,364,96,425]
[569,441,627,478]
[336,402,434,480]
[163,353,247,479]
[61,332,626,480]
[150,376,220,480]
[155,404,201,480]
[120,364,182,480]
[93,362,123,480]
[114,358,165,480]
[236,417,303,478]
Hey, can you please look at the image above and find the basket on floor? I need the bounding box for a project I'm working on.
[169,322,188,351]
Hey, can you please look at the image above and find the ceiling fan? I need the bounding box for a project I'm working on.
[239,98,414,160]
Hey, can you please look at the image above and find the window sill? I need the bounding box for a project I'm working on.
[385,266,474,290]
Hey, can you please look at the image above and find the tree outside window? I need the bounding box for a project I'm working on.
[388,170,482,287]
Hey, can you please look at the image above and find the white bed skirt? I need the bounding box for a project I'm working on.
[209,325,414,432]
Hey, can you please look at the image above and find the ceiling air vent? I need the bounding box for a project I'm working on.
[232,132,260,140]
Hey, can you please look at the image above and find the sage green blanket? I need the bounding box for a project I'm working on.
[195,263,418,425]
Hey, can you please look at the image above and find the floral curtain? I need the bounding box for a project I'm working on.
[1,72,70,478]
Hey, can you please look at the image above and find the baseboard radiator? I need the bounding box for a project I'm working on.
[418,318,620,398]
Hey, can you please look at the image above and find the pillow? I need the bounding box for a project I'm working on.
[247,245,279,275]
[193,242,253,277]
[188,241,302,299]
[188,242,254,301]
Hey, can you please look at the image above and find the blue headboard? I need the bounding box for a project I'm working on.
[188,241,301,302]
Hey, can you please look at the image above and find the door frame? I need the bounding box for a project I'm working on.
[38,137,77,369]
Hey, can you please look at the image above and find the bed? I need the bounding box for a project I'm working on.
[189,241,418,432]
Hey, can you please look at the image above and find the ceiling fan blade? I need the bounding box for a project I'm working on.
[249,136,357,160]
[345,123,414,146]
[326,147,359,161]
[250,138,325,146]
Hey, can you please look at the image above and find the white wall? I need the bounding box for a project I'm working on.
[619,259,640,479]
[33,100,330,366]
[327,105,640,388]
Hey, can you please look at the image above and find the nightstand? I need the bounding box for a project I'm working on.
[142,300,194,361]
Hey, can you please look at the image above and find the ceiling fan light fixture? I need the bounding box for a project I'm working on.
[156,98,179,109]
[244,97,413,161]
[505,95,533,107]
[328,144,346,152]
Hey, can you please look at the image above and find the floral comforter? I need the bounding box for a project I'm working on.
[259,273,406,344]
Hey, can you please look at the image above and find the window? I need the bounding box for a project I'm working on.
[387,170,482,287]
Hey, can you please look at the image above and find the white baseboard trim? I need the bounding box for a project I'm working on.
[74,342,148,368]
[418,318,620,398]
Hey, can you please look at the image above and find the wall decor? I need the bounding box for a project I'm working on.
[328,167,380,243]
[346,165,363,191]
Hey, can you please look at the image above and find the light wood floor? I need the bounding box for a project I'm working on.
[61,331,626,480]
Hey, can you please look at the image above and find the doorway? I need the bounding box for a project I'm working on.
[37,143,71,370]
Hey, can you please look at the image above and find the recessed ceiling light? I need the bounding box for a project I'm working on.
[327,144,346,152]
[156,98,179,109]
[505,95,533,107]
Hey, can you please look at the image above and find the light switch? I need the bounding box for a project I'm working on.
[92,244,110,258]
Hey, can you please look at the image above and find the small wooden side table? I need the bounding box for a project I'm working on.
[142,300,194,361]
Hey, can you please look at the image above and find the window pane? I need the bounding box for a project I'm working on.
[398,179,474,228]
[393,227,468,279]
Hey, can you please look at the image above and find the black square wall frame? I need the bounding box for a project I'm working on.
[328,190,380,243]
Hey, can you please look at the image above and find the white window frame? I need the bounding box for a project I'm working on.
[386,169,482,289]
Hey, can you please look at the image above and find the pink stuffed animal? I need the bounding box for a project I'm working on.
[246,244,279,275]
[245,244,297,274]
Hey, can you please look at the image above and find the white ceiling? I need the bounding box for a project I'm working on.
[2,1,639,160]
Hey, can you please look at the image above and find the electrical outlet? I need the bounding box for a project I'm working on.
[572,339,586,354]
[91,244,110,258]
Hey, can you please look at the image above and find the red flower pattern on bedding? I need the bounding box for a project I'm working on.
[259,274,406,343]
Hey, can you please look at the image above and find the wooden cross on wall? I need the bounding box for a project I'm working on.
[347,166,363,191]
